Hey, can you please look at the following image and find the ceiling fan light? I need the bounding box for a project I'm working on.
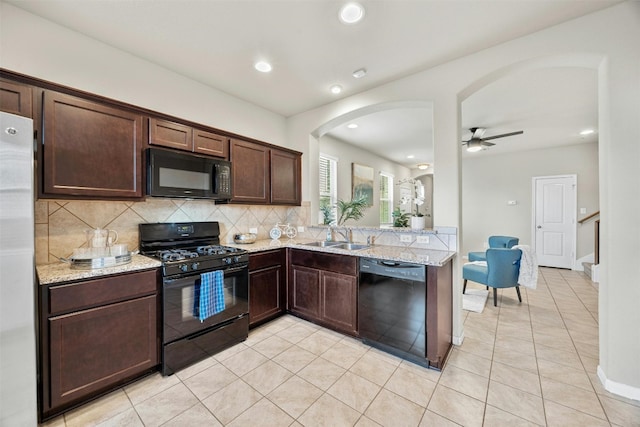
[466,140,483,152]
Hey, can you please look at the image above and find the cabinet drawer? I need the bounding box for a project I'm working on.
[149,118,192,150]
[49,269,158,316]
[249,249,285,271]
[289,249,357,276]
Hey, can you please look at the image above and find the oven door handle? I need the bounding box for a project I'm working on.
[222,265,248,275]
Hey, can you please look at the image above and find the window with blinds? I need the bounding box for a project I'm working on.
[379,172,394,225]
[319,154,337,225]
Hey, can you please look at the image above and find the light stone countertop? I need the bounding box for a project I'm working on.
[37,240,456,285]
[37,254,162,285]
[227,238,456,266]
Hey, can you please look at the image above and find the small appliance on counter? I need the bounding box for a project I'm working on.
[61,228,132,269]
[233,233,257,244]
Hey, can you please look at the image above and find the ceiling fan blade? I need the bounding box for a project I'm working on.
[482,130,524,141]
[481,141,495,147]
[469,127,486,139]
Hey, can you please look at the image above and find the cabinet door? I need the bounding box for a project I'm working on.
[194,128,229,158]
[149,118,193,151]
[230,138,270,203]
[0,80,32,117]
[249,264,284,326]
[42,91,143,198]
[48,295,157,409]
[320,271,358,336]
[288,265,321,320]
[271,149,301,205]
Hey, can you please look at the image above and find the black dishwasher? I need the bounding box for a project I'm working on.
[358,257,428,367]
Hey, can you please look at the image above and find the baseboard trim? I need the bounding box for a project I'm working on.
[453,331,464,346]
[597,365,640,401]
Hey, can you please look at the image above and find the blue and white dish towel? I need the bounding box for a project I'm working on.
[194,270,226,322]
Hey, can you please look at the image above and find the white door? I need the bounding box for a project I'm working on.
[533,175,576,269]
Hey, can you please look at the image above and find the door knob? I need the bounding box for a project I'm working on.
[537,225,542,229]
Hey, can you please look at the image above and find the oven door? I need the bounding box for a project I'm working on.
[163,264,248,344]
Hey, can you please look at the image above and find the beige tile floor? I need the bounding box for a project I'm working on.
[41,267,640,426]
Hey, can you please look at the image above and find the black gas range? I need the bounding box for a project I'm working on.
[139,222,249,277]
[139,222,249,375]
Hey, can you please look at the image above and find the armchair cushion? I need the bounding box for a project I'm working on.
[467,235,519,262]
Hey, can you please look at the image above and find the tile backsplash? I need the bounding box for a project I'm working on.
[35,198,457,265]
[35,198,311,264]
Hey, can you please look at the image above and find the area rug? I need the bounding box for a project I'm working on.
[463,289,489,313]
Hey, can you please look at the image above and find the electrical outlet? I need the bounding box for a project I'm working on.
[249,227,258,234]
[297,226,305,232]
[416,235,430,244]
[400,234,412,243]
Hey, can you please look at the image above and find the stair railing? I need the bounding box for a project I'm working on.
[578,211,600,265]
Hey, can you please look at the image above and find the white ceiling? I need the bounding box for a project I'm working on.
[7,0,612,168]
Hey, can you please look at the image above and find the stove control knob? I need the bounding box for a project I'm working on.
[234,256,241,263]
[179,264,189,272]
[191,263,199,270]
[224,257,232,265]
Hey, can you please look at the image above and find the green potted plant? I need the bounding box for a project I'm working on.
[392,207,410,228]
[336,195,369,225]
[319,200,335,225]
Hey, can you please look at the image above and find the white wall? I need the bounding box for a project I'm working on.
[286,2,640,397]
[320,135,411,226]
[0,2,287,147]
[462,142,599,260]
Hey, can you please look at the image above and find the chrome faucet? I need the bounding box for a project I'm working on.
[331,226,352,243]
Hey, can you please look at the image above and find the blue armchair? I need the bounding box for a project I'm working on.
[463,248,522,306]
[468,235,519,262]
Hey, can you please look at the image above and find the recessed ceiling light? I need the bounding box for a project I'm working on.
[254,61,272,73]
[347,123,358,129]
[339,2,365,24]
[580,129,595,136]
[330,85,342,94]
[406,155,415,159]
[352,68,367,79]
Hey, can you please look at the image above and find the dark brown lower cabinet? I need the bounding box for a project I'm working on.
[288,249,358,336]
[40,269,159,420]
[249,249,285,327]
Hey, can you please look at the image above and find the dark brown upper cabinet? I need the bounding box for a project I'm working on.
[230,138,301,205]
[230,138,271,204]
[271,148,302,205]
[149,118,229,159]
[0,79,33,118]
[41,90,144,199]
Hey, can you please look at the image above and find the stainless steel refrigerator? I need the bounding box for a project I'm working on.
[0,111,37,425]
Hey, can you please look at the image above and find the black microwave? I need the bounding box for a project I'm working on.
[147,148,232,200]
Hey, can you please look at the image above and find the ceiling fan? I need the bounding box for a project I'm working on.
[462,127,524,152]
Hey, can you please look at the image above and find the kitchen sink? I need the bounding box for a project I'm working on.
[302,241,344,248]
[332,243,370,251]
[302,241,370,250]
